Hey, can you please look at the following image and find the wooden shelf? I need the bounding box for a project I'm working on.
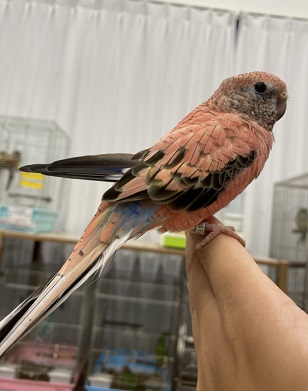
[0,229,289,292]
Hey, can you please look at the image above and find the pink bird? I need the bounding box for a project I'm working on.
[0,71,287,356]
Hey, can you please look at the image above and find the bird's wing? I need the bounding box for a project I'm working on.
[104,112,258,211]
[19,153,139,182]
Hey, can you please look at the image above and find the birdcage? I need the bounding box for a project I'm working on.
[0,116,69,232]
[270,173,308,310]
[0,281,84,391]
[0,235,86,390]
[85,248,184,391]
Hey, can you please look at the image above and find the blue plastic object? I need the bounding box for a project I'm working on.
[0,205,58,232]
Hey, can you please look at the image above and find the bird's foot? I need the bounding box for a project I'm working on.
[192,221,245,250]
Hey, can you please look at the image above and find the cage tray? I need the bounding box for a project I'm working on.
[85,350,171,391]
[0,341,79,391]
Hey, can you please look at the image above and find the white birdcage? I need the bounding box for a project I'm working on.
[0,116,69,232]
[270,173,308,309]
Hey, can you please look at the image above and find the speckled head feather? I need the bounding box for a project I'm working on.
[209,71,288,131]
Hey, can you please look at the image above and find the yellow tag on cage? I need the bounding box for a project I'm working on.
[19,172,44,189]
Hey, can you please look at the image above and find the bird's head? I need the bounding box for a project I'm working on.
[210,71,288,131]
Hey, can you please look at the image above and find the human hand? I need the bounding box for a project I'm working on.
[185,216,308,391]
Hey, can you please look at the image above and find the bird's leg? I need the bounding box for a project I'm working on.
[192,221,245,249]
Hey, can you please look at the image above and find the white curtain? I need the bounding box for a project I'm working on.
[236,13,308,255]
[0,0,236,236]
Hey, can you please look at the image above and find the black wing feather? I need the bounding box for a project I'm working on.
[20,153,139,182]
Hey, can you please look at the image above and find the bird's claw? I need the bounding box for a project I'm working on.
[192,222,245,249]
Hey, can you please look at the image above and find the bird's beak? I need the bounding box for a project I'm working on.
[277,90,288,121]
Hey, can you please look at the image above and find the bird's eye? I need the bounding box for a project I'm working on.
[254,82,267,94]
